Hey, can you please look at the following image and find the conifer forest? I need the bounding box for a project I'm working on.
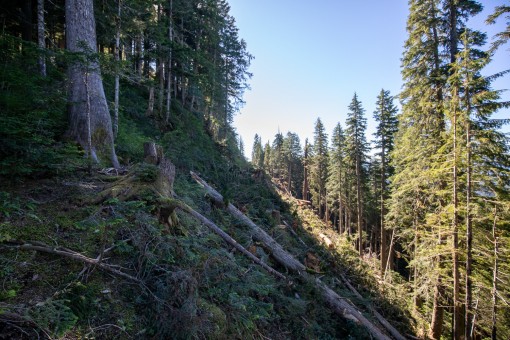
[0,0,509,339]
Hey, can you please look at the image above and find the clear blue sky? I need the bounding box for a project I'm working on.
[229,0,509,159]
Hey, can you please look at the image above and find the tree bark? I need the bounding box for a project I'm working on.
[429,277,445,340]
[356,153,363,257]
[37,0,46,77]
[380,137,388,275]
[491,207,498,340]
[165,0,173,124]
[452,92,462,339]
[65,0,119,168]
[113,0,121,138]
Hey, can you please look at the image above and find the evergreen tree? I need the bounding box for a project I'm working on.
[251,134,264,169]
[447,28,510,339]
[373,89,398,274]
[66,0,120,168]
[263,141,272,173]
[302,138,311,201]
[271,132,285,179]
[282,132,303,197]
[309,118,329,219]
[345,94,368,256]
[327,123,347,232]
[486,2,510,53]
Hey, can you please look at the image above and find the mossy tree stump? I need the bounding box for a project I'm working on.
[95,142,178,229]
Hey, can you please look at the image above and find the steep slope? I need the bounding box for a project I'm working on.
[0,106,415,339]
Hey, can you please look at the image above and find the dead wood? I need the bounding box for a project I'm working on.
[319,233,334,249]
[191,171,306,273]
[0,311,51,339]
[282,220,307,248]
[295,199,312,206]
[2,241,141,284]
[190,171,393,340]
[168,199,286,280]
[339,274,407,340]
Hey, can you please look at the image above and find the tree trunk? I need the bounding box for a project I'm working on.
[37,0,46,77]
[356,153,363,257]
[302,141,310,201]
[65,0,119,168]
[491,207,498,340]
[113,0,121,138]
[146,86,155,116]
[429,278,445,340]
[452,97,462,339]
[135,34,143,77]
[165,0,173,124]
[380,142,388,275]
[465,120,473,339]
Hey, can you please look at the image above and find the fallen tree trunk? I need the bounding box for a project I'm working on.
[165,199,286,281]
[191,171,306,273]
[190,171,393,340]
[283,220,307,248]
[339,274,407,340]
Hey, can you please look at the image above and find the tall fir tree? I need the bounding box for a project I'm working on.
[345,94,368,256]
[309,118,329,219]
[373,89,399,274]
[327,123,347,233]
[251,134,264,169]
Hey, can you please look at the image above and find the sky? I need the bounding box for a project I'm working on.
[228,0,509,160]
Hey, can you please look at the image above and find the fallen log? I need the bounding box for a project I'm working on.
[282,220,307,248]
[295,199,312,206]
[191,171,306,273]
[2,241,141,284]
[190,171,392,340]
[164,199,286,281]
[338,274,407,340]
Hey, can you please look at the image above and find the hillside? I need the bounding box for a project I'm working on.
[0,101,416,338]
[2,1,510,339]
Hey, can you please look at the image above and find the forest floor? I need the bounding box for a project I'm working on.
[0,157,416,339]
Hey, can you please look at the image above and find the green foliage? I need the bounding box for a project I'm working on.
[134,163,159,183]
[0,35,81,178]
[28,298,78,337]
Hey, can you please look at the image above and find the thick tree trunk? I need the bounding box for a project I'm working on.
[429,276,445,340]
[339,274,406,340]
[65,0,119,168]
[174,202,286,280]
[192,171,305,273]
[37,0,46,77]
